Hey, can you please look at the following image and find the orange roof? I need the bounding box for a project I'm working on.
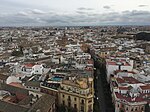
[123,77,141,84]
[128,71,136,74]
[116,77,125,83]
[85,67,93,71]
[119,86,128,90]
[107,60,131,66]
[140,85,150,90]
[24,63,34,68]
[114,70,136,75]
[115,92,145,103]
[124,63,131,66]
[9,82,24,88]
[116,52,123,55]
[107,61,116,65]
[87,60,93,64]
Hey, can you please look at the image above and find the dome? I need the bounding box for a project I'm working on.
[88,77,93,82]
[77,80,88,89]
[6,76,21,84]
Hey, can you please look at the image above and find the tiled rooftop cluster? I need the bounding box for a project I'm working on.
[0,27,95,112]
[90,26,150,112]
[0,26,150,112]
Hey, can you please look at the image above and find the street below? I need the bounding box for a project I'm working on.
[93,56,115,112]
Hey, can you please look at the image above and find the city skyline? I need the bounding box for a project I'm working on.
[0,0,150,26]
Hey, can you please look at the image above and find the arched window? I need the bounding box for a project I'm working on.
[141,106,144,111]
[81,99,84,104]
[36,95,39,99]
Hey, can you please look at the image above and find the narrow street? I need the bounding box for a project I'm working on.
[93,54,115,112]
[94,68,106,112]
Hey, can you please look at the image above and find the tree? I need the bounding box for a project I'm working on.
[120,110,124,112]
[19,45,24,54]
[57,105,66,112]
[11,50,23,57]
[135,32,150,41]
[145,103,150,112]
[11,45,24,57]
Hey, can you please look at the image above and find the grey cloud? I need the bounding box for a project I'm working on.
[30,9,46,14]
[103,6,111,9]
[113,10,150,25]
[86,13,99,17]
[122,10,130,14]
[1,10,150,26]
[123,10,150,16]
[17,9,48,17]
[76,8,95,15]
[76,11,88,15]
[42,15,70,24]
[0,15,37,26]
[77,7,94,11]
[17,11,29,16]
[138,5,148,7]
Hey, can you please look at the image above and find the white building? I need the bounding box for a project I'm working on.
[31,64,50,75]
[106,58,134,82]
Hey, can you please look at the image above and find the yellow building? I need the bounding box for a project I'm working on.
[59,77,94,112]
[99,52,108,58]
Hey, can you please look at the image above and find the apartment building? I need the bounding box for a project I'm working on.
[59,77,94,112]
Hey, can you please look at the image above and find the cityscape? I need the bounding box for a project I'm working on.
[0,1,150,112]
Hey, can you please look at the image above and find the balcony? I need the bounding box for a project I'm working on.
[68,98,71,102]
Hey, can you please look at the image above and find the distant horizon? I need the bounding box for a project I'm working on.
[0,0,150,26]
[1,24,150,28]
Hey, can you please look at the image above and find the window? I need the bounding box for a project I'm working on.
[68,102,71,107]
[118,104,119,108]
[141,107,144,111]
[62,94,65,98]
[68,96,71,100]
[74,97,76,101]
[63,100,65,105]
[74,104,77,108]
[126,107,128,111]
[36,95,39,99]
[81,99,84,104]
[88,105,92,111]
[131,108,133,111]
[30,94,34,97]
[88,100,92,103]
[81,106,84,112]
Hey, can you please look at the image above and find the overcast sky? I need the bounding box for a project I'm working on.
[0,0,150,26]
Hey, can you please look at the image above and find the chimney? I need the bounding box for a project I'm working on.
[117,62,122,70]
[119,65,121,70]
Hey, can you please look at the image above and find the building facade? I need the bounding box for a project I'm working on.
[59,77,94,112]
